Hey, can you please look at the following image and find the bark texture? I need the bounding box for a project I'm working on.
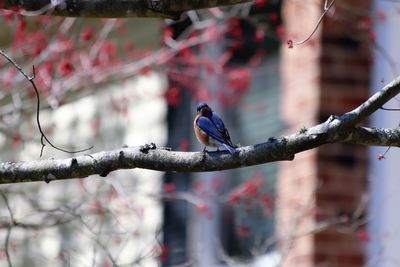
[3,0,251,18]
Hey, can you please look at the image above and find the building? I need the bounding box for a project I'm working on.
[164,0,373,266]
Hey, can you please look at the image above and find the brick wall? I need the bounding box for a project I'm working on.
[278,0,371,266]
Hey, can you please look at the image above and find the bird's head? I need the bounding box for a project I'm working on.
[196,102,212,115]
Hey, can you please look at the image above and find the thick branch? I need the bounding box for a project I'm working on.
[0,125,399,184]
[0,68,399,184]
[0,142,294,184]
[344,127,400,147]
[2,0,252,18]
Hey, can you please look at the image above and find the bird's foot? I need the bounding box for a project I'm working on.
[201,147,208,161]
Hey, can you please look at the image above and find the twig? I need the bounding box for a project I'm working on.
[0,193,13,267]
[19,0,65,16]
[0,49,93,156]
[77,214,119,267]
[379,106,400,111]
[5,226,12,267]
[294,0,337,46]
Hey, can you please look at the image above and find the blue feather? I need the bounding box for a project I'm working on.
[222,143,237,154]
[197,116,237,154]
[209,113,225,132]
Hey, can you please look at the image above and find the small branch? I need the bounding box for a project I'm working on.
[5,226,12,267]
[293,0,337,46]
[380,106,400,111]
[1,193,13,267]
[3,0,252,18]
[324,0,329,10]
[340,75,400,126]
[77,216,119,267]
[0,49,93,156]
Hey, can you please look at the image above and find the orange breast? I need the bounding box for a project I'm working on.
[194,116,210,145]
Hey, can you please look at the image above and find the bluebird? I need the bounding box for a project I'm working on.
[194,102,237,154]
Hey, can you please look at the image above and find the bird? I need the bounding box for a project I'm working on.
[193,102,237,154]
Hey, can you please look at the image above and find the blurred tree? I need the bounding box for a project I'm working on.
[0,0,398,266]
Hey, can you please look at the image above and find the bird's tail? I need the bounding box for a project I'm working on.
[223,143,237,154]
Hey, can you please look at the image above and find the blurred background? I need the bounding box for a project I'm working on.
[0,0,399,266]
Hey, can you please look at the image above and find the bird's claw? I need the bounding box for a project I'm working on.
[201,147,208,161]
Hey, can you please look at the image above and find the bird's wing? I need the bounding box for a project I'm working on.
[196,116,226,144]
[210,113,234,146]
[210,112,226,132]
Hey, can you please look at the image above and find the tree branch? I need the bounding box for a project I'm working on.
[3,0,252,18]
[0,126,398,184]
[341,75,400,126]
[0,76,399,185]
[344,127,400,147]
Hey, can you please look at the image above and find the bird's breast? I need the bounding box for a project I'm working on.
[194,117,210,145]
